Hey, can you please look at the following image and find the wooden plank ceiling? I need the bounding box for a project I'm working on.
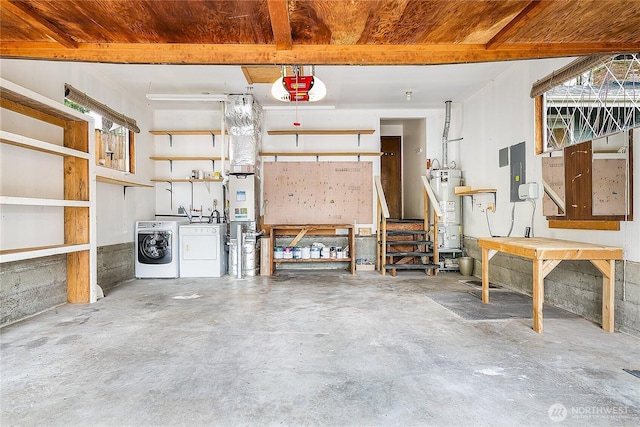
[1,0,639,65]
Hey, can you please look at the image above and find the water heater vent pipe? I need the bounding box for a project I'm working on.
[442,100,452,169]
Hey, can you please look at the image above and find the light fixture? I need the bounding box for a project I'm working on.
[146,93,228,102]
[271,65,326,102]
[406,91,412,101]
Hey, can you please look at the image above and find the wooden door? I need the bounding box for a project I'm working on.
[381,136,402,218]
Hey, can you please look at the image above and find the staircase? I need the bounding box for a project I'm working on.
[382,219,439,276]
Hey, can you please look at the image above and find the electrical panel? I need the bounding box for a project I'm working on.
[509,142,526,202]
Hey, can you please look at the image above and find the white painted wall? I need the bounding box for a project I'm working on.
[0,59,155,248]
[402,119,427,219]
[152,109,226,217]
[262,109,443,229]
[459,58,640,262]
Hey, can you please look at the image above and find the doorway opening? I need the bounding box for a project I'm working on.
[380,118,427,220]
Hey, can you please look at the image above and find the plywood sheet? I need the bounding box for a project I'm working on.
[263,161,372,225]
[592,158,628,215]
[542,156,565,216]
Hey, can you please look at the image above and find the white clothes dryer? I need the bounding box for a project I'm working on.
[179,223,227,277]
[135,221,180,278]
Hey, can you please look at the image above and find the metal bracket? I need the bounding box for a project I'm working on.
[357,154,361,162]
[165,182,174,209]
[189,181,194,208]
[211,132,215,148]
[357,132,361,147]
[169,133,173,147]
[211,159,215,172]
[295,133,299,147]
[275,154,278,162]
[316,155,319,162]
[169,159,173,173]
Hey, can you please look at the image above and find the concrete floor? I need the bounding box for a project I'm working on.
[2,271,639,426]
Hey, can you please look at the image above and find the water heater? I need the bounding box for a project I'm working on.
[429,169,462,249]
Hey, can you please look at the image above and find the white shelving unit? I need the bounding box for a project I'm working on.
[0,78,97,303]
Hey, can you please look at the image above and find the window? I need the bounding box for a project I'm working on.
[533,56,637,229]
[535,54,640,154]
[64,84,139,173]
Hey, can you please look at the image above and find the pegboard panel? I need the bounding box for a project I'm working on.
[542,156,565,216]
[592,158,628,215]
[263,161,372,224]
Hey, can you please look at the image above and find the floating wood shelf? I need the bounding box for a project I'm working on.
[267,129,375,135]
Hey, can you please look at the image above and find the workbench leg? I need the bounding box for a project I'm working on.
[481,247,489,303]
[602,259,615,332]
[532,259,544,333]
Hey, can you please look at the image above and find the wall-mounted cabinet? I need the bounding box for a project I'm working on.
[0,78,96,303]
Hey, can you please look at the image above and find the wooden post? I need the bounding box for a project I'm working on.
[602,260,615,332]
[481,247,489,303]
[591,259,616,333]
[376,200,381,272]
[381,216,387,276]
[432,209,439,275]
[532,259,544,333]
[64,120,90,304]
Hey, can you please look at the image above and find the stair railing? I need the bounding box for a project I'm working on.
[374,176,390,274]
[421,176,443,273]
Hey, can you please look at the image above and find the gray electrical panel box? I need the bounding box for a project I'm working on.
[510,142,526,202]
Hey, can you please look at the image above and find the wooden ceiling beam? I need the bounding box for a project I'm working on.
[485,0,553,50]
[2,42,638,65]
[267,0,292,50]
[3,0,78,49]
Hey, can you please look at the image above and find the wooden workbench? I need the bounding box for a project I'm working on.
[478,237,623,333]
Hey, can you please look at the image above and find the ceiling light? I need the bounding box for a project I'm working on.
[146,93,228,101]
[406,91,412,101]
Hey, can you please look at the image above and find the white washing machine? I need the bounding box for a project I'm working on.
[179,224,227,277]
[135,221,180,278]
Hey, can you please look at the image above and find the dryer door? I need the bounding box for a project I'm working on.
[182,233,218,261]
[138,231,173,264]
